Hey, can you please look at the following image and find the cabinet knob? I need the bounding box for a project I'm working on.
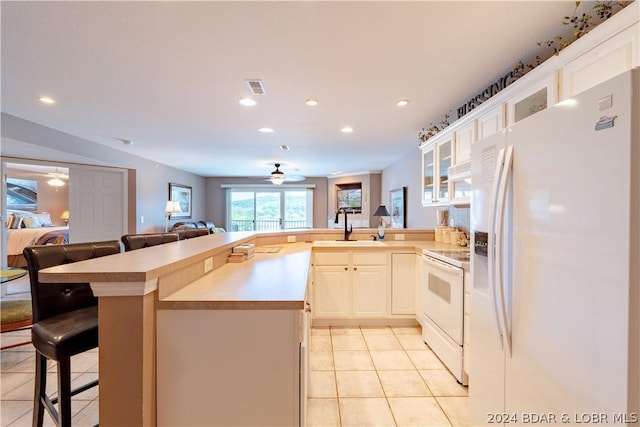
[344,267,348,271]
[354,267,358,271]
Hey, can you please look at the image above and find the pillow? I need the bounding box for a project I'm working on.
[6,214,14,229]
[31,212,53,227]
[22,216,42,228]
[12,216,24,229]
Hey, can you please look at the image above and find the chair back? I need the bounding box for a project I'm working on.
[23,240,121,323]
[121,232,179,252]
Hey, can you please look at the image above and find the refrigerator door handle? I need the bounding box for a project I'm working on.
[488,147,506,348]
[495,144,514,357]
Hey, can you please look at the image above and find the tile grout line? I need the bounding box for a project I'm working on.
[368,326,400,427]
[328,326,343,427]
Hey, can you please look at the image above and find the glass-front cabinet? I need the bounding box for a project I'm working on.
[421,132,452,206]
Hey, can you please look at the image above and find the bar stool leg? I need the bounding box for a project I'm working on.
[33,353,47,427]
[58,357,72,427]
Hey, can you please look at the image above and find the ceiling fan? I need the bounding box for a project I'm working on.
[265,163,305,186]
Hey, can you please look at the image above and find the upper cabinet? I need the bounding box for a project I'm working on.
[477,104,505,141]
[561,24,639,99]
[454,121,475,164]
[506,73,558,125]
[417,3,638,207]
[421,132,452,206]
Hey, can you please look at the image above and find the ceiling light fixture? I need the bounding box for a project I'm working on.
[396,99,409,107]
[47,177,65,187]
[258,127,274,133]
[239,98,257,106]
[341,127,354,133]
[305,99,319,106]
[270,163,285,186]
[280,145,290,151]
[38,96,55,104]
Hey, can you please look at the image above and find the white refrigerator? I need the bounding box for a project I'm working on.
[470,68,639,426]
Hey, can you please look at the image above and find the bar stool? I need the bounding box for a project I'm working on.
[120,232,179,251]
[23,240,121,427]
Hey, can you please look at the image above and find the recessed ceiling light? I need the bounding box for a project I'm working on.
[305,99,319,106]
[341,127,354,133]
[239,98,257,106]
[38,96,55,104]
[396,99,409,107]
[280,145,290,151]
[258,127,274,133]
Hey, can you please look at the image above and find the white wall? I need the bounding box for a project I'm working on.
[1,113,206,233]
[381,148,439,230]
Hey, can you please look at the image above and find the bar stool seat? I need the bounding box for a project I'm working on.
[24,240,121,427]
[31,305,97,361]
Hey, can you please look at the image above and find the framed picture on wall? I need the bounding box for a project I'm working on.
[169,183,192,219]
[390,187,407,229]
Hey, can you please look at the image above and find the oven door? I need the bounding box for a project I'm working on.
[421,254,464,345]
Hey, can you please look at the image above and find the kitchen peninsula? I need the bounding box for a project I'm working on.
[37,229,450,426]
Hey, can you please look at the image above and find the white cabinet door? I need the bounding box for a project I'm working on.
[352,265,387,317]
[506,73,558,125]
[561,23,639,99]
[314,266,350,318]
[391,253,415,315]
[455,121,475,164]
[477,104,505,141]
[421,132,452,206]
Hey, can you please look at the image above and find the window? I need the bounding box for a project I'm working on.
[226,187,314,231]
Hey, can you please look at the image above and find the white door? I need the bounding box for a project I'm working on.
[352,266,387,317]
[69,167,127,243]
[313,266,350,318]
[505,72,634,419]
[469,130,508,425]
[391,253,415,315]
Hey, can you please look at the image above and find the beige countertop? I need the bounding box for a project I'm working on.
[38,231,257,283]
[160,242,312,310]
[36,228,468,306]
[159,239,470,310]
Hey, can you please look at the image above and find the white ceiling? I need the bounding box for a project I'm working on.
[1,1,580,179]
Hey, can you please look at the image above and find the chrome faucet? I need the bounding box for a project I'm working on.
[334,208,353,241]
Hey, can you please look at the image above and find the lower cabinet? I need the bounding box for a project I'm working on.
[157,308,307,426]
[313,251,389,320]
[352,265,387,317]
[391,253,416,315]
[314,265,351,318]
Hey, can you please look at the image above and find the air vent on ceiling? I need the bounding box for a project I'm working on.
[246,79,266,95]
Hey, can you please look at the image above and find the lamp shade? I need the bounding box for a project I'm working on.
[165,200,182,214]
[60,210,70,220]
[373,204,390,217]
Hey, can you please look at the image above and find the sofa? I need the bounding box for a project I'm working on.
[170,221,224,234]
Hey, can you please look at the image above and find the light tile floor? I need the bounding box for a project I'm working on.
[2,277,468,426]
[307,326,468,427]
[2,276,100,427]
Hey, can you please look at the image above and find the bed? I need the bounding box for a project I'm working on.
[5,211,69,267]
